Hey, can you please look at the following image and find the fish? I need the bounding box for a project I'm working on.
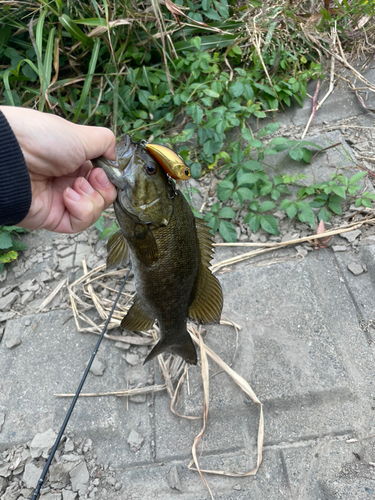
[145,143,191,181]
[93,135,223,365]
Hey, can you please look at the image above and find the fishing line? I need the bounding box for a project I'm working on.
[31,263,132,500]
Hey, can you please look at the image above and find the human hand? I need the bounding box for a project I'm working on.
[0,106,117,233]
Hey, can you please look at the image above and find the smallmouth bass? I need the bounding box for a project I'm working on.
[93,136,223,365]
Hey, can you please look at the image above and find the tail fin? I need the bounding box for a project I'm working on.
[144,333,197,365]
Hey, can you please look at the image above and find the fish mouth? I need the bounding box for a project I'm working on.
[92,157,127,190]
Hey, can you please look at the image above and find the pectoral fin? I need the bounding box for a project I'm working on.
[121,297,155,331]
[107,231,130,269]
[188,218,223,324]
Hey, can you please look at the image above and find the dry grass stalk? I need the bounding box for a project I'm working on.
[211,217,375,273]
[190,330,214,500]
[36,278,68,313]
[188,326,264,478]
[55,384,166,398]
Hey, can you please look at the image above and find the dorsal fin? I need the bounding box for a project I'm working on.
[107,231,130,269]
[188,218,223,324]
[121,297,155,331]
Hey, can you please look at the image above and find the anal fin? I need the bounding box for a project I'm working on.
[121,297,155,332]
[107,231,130,269]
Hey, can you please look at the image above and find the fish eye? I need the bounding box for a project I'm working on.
[146,162,157,175]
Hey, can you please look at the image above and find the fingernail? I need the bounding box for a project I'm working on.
[96,169,110,187]
[80,178,95,195]
[66,187,81,202]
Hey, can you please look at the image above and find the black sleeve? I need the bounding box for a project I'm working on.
[0,109,31,226]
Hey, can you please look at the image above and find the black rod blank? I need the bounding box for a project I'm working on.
[31,264,132,500]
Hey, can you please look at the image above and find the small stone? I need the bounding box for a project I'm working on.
[114,482,122,491]
[74,243,92,268]
[273,210,286,220]
[22,463,43,489]
[69,461,89,495]
[129,394,147,404]
[0,312,15,322]
[62,491,77,500]
[5,336,21,349]
[24,319,32,327]
[0,413,5,432]
[30,429,57,459]
[0,464,11,478]
[114,342,130,351]
[49,462,74,486]
[340,229,361,243]
[348,262,364,276]
[233,484,242,491]
[106,477,116,486]
[127,429,144,452]
[0,292,19,311]
[87,359,106,376]
[64,439,75,453]
[58,246,76,258]
[332,245,347,252]
[58,255,74,272]
[124,353,140,366]
[40,493,62,500]
[0,477,8,493]
[167,466,182,491]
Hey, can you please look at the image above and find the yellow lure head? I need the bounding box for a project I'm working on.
[145,143,191,181]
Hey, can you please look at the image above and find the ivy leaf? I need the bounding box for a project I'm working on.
[260,215,279,235]
[279,199,291,210]
[331,186,346,199]
[328,202,342,215]
[318,207,331,222]
[236,187,254,200]
[286,203,298,219]
[349,171,367,184]
[192,104,204,124]
[244,213,260,233]
[258,201,276,212]
[0,231,13,249]
[219,220,237,242]
[229,81,244,98]
[241,128,253,142]
[219,207,236,219]
[289,148,304,161]
[296,202,315,227]
[237,172,259,186]
[0,250,18,264]
[207,215,219,233]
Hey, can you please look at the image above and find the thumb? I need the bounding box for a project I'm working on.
[75,124,117,161]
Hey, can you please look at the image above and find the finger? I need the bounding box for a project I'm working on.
[76,125,117,161]
[62,175,116,233]
[87,168,117,209]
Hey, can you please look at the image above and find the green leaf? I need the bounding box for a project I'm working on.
[207,215,219,233]
[99,227,117,240]
[328,202,342,215]
[229,81,244,98]
[73,38,100,121]
[0,250,18,264]
[349,171,367,184]
[59,14,93,45]
[94,215,104,233]
[236,187,254,200]
[191,162,201,179]
[362,198,372,208]
[219,207,236,219]
[289,148,304,161]
[247,214,260,233]
[286,204,298,219]
[241,128,253,142]
[248,139,263,148]
[203,88,220,98]
[219,220,237,242]
[192,104,204,124]
[190,37,201,50]
[296,202,315,227]
[237,172,259,186]
[258,201,276,212]
[0,231,13,249]
[279,199,291,210]
[318,207,331,222]
[9,240,27,252]
[331,185,346,198]
[260,215,279,236]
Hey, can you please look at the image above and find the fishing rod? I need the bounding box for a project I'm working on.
[32,263,132,500]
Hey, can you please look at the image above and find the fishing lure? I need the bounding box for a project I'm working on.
[145,143,191,181]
